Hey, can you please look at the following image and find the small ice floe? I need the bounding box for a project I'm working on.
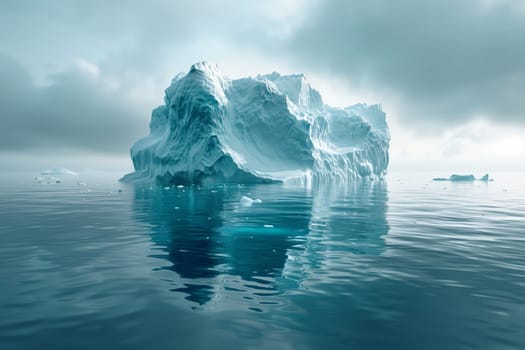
[479,173,490,182]
[163,186,170,190]
[263,224,274,228]
[433,173,492,182]
[35,176,61,184]
[239,195,262,207]
[40,167,78,176]
[177,185,184,188]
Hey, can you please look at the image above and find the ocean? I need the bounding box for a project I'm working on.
[1,171,524,349]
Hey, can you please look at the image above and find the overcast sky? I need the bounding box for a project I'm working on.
[1,0,524,172]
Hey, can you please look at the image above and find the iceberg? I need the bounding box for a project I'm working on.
[122,62,390,185]
[449,174,476,182]
[433,174,492,182]
[40,167,78,176]
[34,176,61,184]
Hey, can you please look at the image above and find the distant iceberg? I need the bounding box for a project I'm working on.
[34,176,61,184]
[40,167,78,176]
[433,173,491,182]
[122,62,390,185]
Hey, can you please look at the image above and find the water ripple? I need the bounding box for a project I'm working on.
[0,172,524,349]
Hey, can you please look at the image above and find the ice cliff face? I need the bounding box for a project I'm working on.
[122,62,390,185]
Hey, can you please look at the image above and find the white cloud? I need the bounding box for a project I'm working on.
[1,0,524,172]
[74,58,100,78]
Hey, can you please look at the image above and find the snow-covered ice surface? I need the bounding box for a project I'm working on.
[122,62,390,185]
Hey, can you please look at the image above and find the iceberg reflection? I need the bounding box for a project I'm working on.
[131,181,389,308]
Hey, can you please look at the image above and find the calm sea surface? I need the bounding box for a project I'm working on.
[0,171,524,349]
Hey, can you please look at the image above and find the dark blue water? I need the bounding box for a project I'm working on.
[1,172,524,349]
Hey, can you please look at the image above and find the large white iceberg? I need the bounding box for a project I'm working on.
[122,62,390,185]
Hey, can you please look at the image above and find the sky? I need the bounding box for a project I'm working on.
[1,0,524,173]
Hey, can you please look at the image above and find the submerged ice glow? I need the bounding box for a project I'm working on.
[123,62,390,185]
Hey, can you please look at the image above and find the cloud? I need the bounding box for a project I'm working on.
[0,0,308,157]
[285,0,525,130]
[0,0,303,78]
[1,0,524,174]
[441,120,525,158]
[0,54,148,154]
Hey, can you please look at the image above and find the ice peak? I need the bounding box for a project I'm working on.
[257,72,323,111]
[169,61,229,106]
[187,61,227,86]
[187,61,227,84]
[189,61,222,75]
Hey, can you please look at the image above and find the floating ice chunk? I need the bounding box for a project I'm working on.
[240,195,262,207]
[77,181,87,187]
[263,224,274,228]
[40,167,78,176]
[432,177,448,181]
[35,176,61,183]
[433,174,491,182]
[449,174,475,182]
